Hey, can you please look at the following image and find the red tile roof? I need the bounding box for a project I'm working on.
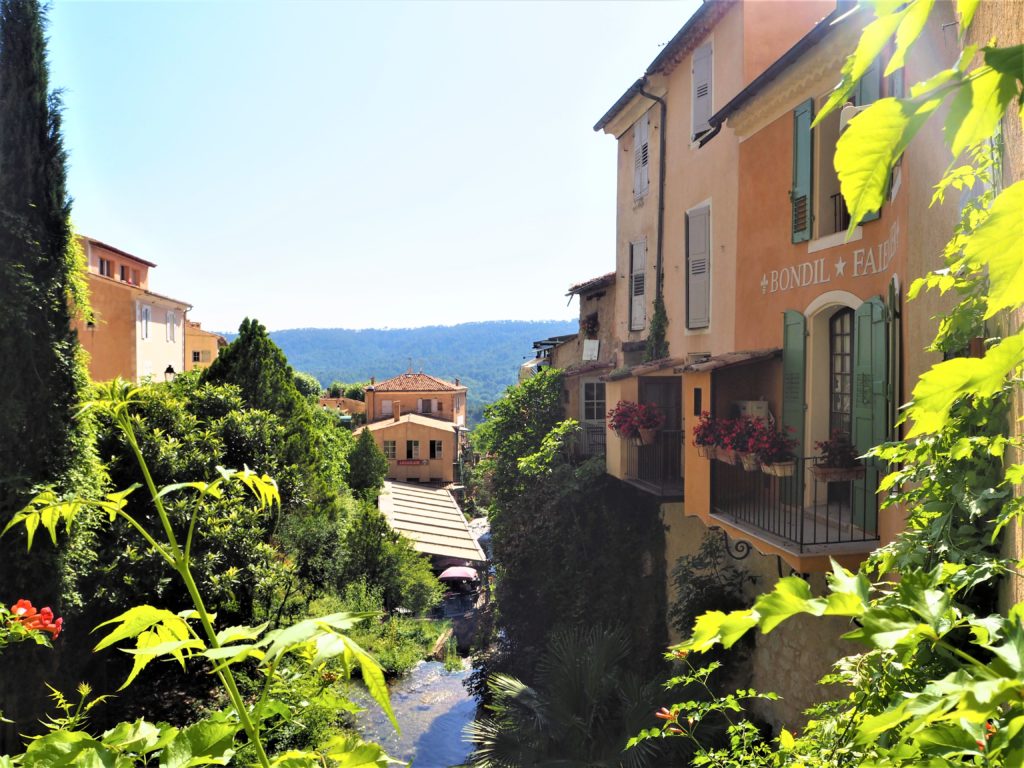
[369,372,462,392]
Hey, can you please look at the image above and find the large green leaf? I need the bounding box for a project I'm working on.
[906,333,1024,436]
[20,731,118,767]
[93,606,193,653]
[157,715,238,768]
[753,577,823,633]
[961,181,1024,318]
[944,66,1019,157]
[886,0,935,75]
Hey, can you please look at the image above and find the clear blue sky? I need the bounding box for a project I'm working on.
[48,1,699,333]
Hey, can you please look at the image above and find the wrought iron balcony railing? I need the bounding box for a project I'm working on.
[623,429,684,498]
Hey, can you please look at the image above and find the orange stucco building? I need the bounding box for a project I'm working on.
[74,237,191,383]
[357,372,469,485]
[184,320,226,372]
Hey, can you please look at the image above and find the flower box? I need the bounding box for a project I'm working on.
[638,427,659,446]
[717,448,739,465]
[739,451,760,471]
[810,464,865,482]
[696,444,717,460]
[761,460,795,477]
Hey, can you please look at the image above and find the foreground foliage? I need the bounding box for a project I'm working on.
[635,2,1024,765]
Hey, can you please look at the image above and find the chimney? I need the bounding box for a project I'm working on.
[393,401,401,422]
[370,377,375,385]
[455,378,460,386]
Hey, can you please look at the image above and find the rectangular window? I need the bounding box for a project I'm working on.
[140,305,151,340]
[629,239,647,331]
[633,111,650,199]
[686,205,711,329]
[692,42,713,139]
[120,265,129,282]
[381,400,393,416]
[383,440,396,460]
[98,258,112,277]
[429,440,443,459]
[131,268,140,285]
[166,311,176,342]
[192,350,201,363]
[582,381,606,422]
[406,440,419,459]
[419,399,432,414]
[200,350,211,362]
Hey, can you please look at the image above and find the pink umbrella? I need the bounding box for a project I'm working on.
[438,566,479,581]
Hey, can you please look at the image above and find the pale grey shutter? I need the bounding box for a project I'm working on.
[686,206,711,329]
[630,240,647,331]
[692,43,713,138]
[633,113,649,199]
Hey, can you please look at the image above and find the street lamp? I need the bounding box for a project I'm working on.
[164,365,176,383]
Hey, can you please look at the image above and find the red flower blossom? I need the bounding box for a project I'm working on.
[9,599,62,639]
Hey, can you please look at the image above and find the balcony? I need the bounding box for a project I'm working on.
[624,429,684,498]
[710,456,878,554]
[572,424,607,460]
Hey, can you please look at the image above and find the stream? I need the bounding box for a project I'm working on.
[354,660,477,767]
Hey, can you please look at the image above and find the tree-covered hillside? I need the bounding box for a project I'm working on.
[227,320,577,424]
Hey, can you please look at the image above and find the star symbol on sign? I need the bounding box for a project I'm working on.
[835,256,847,277]
[760,274,769,294]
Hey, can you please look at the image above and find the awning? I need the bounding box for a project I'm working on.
[678,348,781,373]
[438,566,479,581]
[378,481,486,562]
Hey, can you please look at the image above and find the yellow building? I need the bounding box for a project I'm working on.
[74,236,191,383]
[184,320,226,372]
[364,372,468,427]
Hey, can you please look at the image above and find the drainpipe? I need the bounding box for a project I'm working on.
[638,79,667,297]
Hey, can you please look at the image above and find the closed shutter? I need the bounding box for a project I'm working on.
[852,296,888,530]
[781,310,806,504]
[854,57,881,106]
[630,240,647,331]
[633,113,649,199]
[791,99,814,243]
[686,205,711,329]
[382,400,392,416]
[692,42,713,138]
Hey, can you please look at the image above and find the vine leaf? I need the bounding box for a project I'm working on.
[944,66,1019,157]
[959,181,1024,318]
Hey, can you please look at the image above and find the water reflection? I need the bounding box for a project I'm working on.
[354,660,475,768]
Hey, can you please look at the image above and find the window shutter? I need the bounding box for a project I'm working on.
[851,296,887,530]
[633,113,649,198]
[686,206,711,329]
[791,99,814,243]
[854,57,881,106]
[692,43,713,138]
[630,240,647,331]
[781,310,806,504]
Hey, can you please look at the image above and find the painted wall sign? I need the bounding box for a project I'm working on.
[397,459,429,466]
[759,222,900,294]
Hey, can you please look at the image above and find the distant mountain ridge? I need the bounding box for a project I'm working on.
[224,320,578,424]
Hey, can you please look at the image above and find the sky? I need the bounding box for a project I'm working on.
[47,0,699,333]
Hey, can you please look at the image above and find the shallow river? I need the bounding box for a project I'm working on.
[354,660,476,767]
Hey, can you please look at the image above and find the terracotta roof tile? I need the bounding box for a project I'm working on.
[370,372,462,392]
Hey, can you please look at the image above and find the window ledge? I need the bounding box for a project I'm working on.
[807,227,862,254]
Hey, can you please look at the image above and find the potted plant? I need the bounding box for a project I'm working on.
[607,401,666,444]
[692,411,719,459]
[730,416,764,471]
[754,425,797,477]
[715,418,741,465]
[811,430,865,481]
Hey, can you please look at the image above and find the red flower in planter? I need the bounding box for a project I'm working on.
[608,401,666,439]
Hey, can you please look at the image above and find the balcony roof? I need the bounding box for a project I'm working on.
[680,348,780,373]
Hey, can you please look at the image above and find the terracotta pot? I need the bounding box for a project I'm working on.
[739,451,760,471]
[761,460,795,477]
[810,464,865,482]
[638,427,658,446]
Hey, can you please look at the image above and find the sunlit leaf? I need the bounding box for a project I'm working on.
[960,181,1024,318]
[886,0,934,75]
[944,66,1019,157]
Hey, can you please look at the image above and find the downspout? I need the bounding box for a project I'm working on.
[637,79,667,298]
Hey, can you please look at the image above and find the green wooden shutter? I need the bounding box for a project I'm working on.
[781,310,806,505]
[686,205,711,329]
[854,58,881,106]
[852,296,888,531]
[791,100,814,243]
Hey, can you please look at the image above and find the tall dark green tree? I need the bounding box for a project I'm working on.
[202,318,304,418]
[0,0,85,512]
[347,427,387,498]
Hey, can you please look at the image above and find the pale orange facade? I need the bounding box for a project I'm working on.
[357,413,461,484]
[74,237,191,383]
[184,321,226,372]
[364,372,468,427]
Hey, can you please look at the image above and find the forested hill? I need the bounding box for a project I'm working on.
[249,320,577,424]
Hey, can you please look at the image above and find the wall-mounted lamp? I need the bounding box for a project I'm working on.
[164,365,176,383]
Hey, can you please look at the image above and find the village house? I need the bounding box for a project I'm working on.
[357,372,469,485]
[583,0,970,727]
[73,236,193,383]
[184,320,227,372]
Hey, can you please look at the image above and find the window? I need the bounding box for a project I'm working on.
[381,400,393,416]
[98,258,112,277]
[437,401,443,413]
[792,59,882,243]
[691,42,713,139]
[383,440,396,460]
[429,440,443,459]
[829,308,854,436]
[633,111,650,199]
[686,205,711,329]
[419,398,432,414]
[406,440,419,459]
[166,312,176,342]
[120,265,129,282]
[629,239,647,331]
[131,269,140,285]
[582,381,606,421]
[192,350,201,363]
[140,305,151,340]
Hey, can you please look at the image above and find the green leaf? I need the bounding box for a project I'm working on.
[158,715,238,768]
[816,7,908,125]
[323,735,402,767]
[906,333,1024,436]
[778,728,795,750]
[101,719,164,754]
[944,66,1019,157]
[214,622,269,645]
[957,0,981,31]
[21,730,118,767]
[961,181,1024,318]
[342,635,399,734]
[753,577,822,633]
[886,0,935,75]
[93,606,192,653]
[836,96,940,228]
